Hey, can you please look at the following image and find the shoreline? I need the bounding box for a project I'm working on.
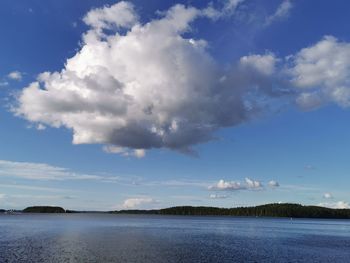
[2,203,350,219]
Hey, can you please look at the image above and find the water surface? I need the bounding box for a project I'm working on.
[1,213,350,262]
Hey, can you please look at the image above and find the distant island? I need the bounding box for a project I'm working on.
[22,206,65,213]
[1,204,350,219]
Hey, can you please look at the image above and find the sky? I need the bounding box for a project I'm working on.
[0,0,350,211]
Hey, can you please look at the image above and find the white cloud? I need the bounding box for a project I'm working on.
[209,193,228,199]
[122,197,155,209]
[103,145,145,158]
[17,3,350,156]
[209,178,263,191]
[290,36,350,109]
[103,145,126,154]
[245,177,263,189]
[0,159,120,181]
[134,149,146,158]
[83,1,138,33]
[209,179,243,190]
[268,180,280,187]
[265,0,293,26]
[240,53,277,75]
[318,201,349,209]
[36,124,46,130]
[15,2,286,154]
[323,192,333,199]
[8,71,23,81]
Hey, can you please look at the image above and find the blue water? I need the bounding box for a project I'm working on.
[0,214,350,262]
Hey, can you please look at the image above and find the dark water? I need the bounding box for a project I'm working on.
[1,214,350,262]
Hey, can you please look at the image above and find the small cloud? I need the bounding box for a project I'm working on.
[318,201,349,209]
[36,124,46,130]
[265,0,293,26]
[209,178,263,191]
[103,145,126,154]
[268,180,280,187]
[8,71,23,81]
[209,194,228,199]
[122,197,155,209]
[245,177,263,189]
[323,192,333,199]
[209,179,244,191]
[134,149,146,158]
[103,145,146,158]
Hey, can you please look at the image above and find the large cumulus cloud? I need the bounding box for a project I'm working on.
[17,1,350,155]
[15,1,285,154]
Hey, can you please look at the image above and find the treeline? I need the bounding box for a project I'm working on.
[3,203,350,219]
[23,206,65,213]
[158,203,350,219]
[112,203,350,219]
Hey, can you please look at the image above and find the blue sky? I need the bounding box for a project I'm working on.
[1,0,350,210]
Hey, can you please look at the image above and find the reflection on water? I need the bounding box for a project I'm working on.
[1,214,350,262]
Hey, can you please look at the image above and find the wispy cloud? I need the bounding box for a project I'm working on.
[0,160,120,182]
[209,193,228,199]
[279,184,320,192]
[265,0,293,26]
[5,193,76,200]
[0,183,67,192]
[141,179,211,188]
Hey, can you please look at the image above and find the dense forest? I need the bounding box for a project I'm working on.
[1,203,350,219]
[22,206,65,213]
[114,203,350,219]
[159,204,350,219]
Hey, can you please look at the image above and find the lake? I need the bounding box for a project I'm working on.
[0,214,350,262]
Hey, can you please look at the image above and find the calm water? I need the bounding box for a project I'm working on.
[0,214,350,262]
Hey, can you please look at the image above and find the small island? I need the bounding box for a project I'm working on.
[23,206,66,213]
